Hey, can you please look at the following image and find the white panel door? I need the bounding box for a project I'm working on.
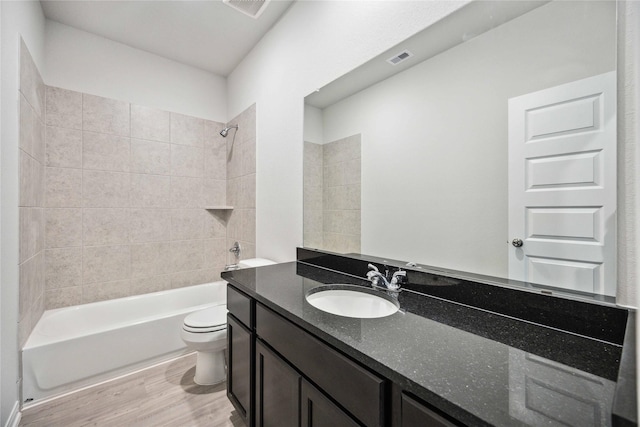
[508,72,616,296]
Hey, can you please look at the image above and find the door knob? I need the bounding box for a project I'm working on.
[511,238,523,247]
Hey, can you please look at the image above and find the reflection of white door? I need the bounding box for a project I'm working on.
[508,72,616,296]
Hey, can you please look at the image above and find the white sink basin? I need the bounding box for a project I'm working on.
[305,285,399,319]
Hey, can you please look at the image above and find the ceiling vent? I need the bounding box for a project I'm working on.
[386,50,414,66]
[223,0,271,19]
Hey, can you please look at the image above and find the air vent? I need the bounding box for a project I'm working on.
[223,0,271,19]
[386,50,414,66]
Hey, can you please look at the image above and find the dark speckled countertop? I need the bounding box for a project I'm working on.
[222,260,631,427]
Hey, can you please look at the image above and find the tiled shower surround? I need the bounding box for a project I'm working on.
[17,42,256,344]
[304,135,361,253]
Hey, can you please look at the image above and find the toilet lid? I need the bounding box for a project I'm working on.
[184,306,227,329]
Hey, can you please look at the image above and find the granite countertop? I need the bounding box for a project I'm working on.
[222,261,629,427]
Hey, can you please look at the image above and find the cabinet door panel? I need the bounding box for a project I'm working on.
[257,303,385,426]
[401,394,457,427]
[256,340,300,427]
[301,379,360,427]
[227,314,252,423]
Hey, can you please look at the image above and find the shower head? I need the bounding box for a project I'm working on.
[220,124,238,137]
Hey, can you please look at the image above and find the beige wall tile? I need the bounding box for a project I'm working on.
[45,247,82,289]
[83,245,131,284]
[46,86,82,130]
[240,174,256,209]
[324,163,345,188]
[240,209,256,244]
[171,113,204,147]
[345,184,361,210]
[129,209,172,243]
[19,207,43,263]
[32,113,46,165]
[19,38,44,118]
[171,240,204,273]
[45,286,82,310]
[46,167,82,207]
[204,122,227,180]
[46,126,82,168]
[130,242,172,278]
[204,210,227,239]
[342,210,361,235]
[226,140,242,179]
[303,232,323,249]
[171,144,204,177]
[241,138,256,176]
[45,208,82,248]
[226,211,241,243]
[171,176,202,208]
[20,151,43,207]
[304,209,323,234]
[131,139,171,175]
[131,105,170,142]
[83,131,131,172]
[345,158,361,184]
[30,293,45,332]
[130,174,171,208]
[19,253,42,319]
[204,238,227,268]
[83,208,130,246]
[83,170,130,207]
[83,94,130,136]
[130,275,171,296]
[170,269,218,289]
[82,279,131,304]
[226,178,240,207]
[20,95,35,157]
[171,209,204,241]
[203,179,226,206]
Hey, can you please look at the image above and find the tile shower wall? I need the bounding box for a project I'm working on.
[303,135,361,253]
[225,105,257,261]
[18,40,46,347]
[43,90,253,309]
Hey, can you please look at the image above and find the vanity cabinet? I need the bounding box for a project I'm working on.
[227,285,255,426]
[227,283,462,427]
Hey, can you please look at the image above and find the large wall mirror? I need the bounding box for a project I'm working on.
[303,1,618,296]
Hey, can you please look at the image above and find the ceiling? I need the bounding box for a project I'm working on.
[40,0,295,77]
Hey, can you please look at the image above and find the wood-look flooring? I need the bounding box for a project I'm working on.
[20,353,244,427]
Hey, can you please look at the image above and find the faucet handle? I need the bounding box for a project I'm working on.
[391,269,407,285]
[367,263,379,273]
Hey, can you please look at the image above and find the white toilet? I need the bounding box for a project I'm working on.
[181,258,276,385]
[181,305,228,385]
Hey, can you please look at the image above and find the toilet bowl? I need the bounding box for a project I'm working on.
[181,305,228,385]
[182,258,276,385]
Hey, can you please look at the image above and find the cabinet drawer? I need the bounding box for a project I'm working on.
[256,303,386,427]
[401,393,457,427]
[227,284,252,328]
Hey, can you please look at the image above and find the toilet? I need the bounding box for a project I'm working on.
[181,305,227,385]
[181,258,276,385]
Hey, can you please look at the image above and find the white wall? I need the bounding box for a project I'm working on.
[228,0,470,262]
[1,1,45,424]
[44,20,226,122]
[319,1,615,280]
[303,105,322,144]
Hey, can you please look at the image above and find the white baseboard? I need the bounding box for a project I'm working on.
[4,401,21,427]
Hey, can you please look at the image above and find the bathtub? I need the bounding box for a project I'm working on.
[22,281,227,403]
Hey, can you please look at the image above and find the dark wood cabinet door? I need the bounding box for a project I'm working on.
[300,379,360,427]
[401,394,458,427]
[255,340,300,427]
[227,314,252,425]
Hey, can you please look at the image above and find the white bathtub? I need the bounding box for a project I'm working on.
[22,281,227,403]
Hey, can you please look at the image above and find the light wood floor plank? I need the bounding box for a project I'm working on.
[20,353,244,427]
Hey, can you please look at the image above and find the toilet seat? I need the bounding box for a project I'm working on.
[183,306,227,333]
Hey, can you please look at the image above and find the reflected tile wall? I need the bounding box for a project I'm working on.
[323,135,361,253]
[43,86,233,308]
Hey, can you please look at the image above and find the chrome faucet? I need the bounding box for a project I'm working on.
[366,264,406,292]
